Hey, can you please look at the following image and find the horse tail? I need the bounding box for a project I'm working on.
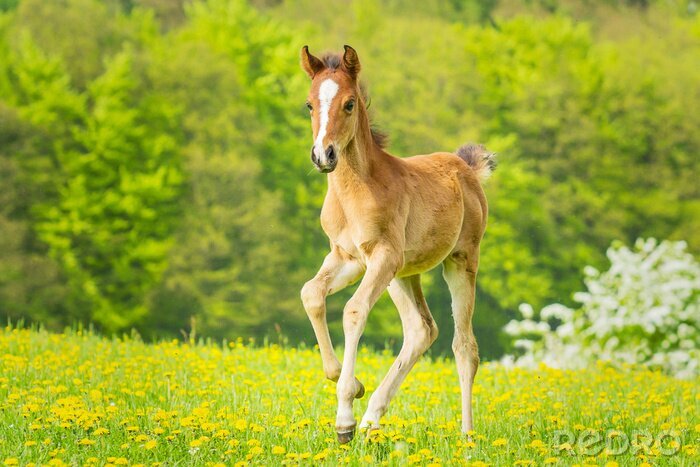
[455,143,496,182]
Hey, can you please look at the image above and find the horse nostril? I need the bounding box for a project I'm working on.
[310,146,317,165]
[325,146,336,163]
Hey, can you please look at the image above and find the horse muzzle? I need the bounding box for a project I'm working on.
[311,144,338,173]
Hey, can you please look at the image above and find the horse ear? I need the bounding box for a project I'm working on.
[342,45,361,79]
[300,46,324,79]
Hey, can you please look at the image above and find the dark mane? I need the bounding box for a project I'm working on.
[320,53,388,150]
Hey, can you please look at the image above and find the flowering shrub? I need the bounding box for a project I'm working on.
[504,239,700,379]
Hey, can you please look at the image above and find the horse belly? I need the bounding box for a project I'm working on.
[398,201,464,277]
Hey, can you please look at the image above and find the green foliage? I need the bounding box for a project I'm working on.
[32,48,184,332]
[0,0,698,357]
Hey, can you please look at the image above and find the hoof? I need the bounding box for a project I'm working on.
[337,428,356,444]
[355,380,365,399]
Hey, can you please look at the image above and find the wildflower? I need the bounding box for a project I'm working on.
[529,439,544,448]
[272,446,286,455]
[249,446,263,456]
[492,438,507,447]
[144,440,157,450]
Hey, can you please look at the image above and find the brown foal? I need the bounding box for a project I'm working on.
[299,45,494,443]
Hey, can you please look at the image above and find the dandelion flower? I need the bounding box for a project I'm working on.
[492,438,507,447]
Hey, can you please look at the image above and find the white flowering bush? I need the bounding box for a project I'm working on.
[503,238,700,379]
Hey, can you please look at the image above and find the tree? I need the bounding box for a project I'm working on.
[35,50,184,332]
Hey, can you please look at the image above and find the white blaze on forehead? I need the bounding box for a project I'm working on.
[313,78,339,162]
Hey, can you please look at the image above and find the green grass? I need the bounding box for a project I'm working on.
[0,327,698,466]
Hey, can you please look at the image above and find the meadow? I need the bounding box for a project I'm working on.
[0,327,697,466]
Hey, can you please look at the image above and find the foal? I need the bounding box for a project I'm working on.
[299,45,494,443]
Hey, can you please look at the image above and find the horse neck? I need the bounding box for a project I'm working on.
[328,103,383,190]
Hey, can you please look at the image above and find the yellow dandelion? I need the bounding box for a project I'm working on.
[78,438,95,446]
[272,446,286,455]
[529,439,544,448]
[249,446,263,456]
[492,438,507,447]
[144,440,157,450]
[407,454,421,463]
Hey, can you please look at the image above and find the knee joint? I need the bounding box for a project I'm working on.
[301,281,325,315]
[343,301,368,329]
[452,333,479,363]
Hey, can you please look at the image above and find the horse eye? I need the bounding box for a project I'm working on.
[344,100,355,112]
[306,102,313,112]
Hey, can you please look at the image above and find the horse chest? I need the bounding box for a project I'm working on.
[321,198,386,261]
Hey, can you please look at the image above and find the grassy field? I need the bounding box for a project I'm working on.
[0,327,698,466]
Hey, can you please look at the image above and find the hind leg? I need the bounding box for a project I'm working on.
[443,249,480,433]
[359,275,438,430]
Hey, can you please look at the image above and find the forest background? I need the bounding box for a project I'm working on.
[1,0,698,359]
